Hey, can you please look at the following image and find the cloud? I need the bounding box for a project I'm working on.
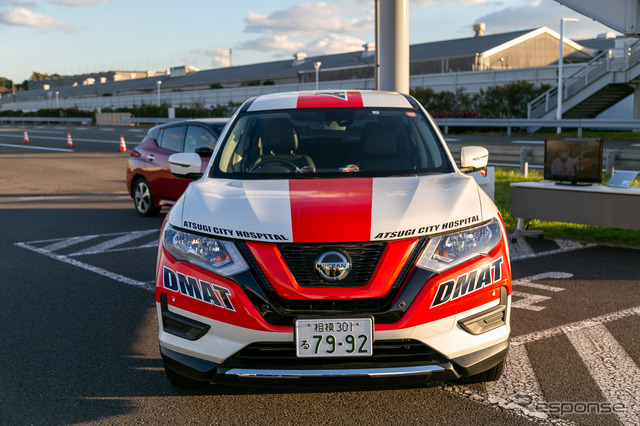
[411,0,497,4]
[238,32,366,57]
[238,34,306,54]
[306,33,367,54]
[0,0,38,6]
[0,7,69,28]
[196,48,234,68]
[338,0,498,5]
[244,2,372,35]
[236,2,372,59]
[47,0,109,5]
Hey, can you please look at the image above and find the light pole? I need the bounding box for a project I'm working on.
[55,91,59,109]
[557,17,578,134]
[157,80,162,106]
[314,61,322,90]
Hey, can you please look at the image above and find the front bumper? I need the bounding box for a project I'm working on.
[160,339,509,386]
[159,288,510,385]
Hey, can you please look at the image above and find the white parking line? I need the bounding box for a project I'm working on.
[565,322,640,425]
[510,238,596,261]
[15,241,152,290]
[41,235,102,252]
[14,230,160,291]
[484,344,549,420]
[449,305,640,423]
[69,229,157,256]
[0,143,74,152]
[512,305,640,347]
[1,133,141,145]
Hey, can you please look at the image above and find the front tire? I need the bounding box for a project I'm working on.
[459,357,505,384]
[133,178,160,217]
[163,361,208,389]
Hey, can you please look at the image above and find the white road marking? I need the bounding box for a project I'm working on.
[15,241,152,290]
[511,140,544,144]
[0,143,74,152]
[512,306,640,347]
[1,133,141,145]
[69,229,157,256]
[513,281,566,292]
[14,229,160,291]
[484,344,550,420]
[565,322,640,425]
[0,193,129,204]
[511,272,570,311]
[449,305,640,423]
[510,238,596,261]
[41,235,102,252]
[513,272,570,292]
[511,291,552,311]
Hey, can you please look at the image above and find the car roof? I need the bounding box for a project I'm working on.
[245,90,416,112]
[151,118,229,130]
[188,118,230,124]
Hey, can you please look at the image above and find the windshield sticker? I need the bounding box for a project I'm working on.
[373,215,480,240]
[406,111,417,117]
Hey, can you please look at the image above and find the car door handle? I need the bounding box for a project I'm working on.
[147,155,155,161]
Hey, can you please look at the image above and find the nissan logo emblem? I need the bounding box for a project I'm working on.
[314,251,351,282]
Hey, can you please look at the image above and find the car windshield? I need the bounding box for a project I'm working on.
[210,107,453,178]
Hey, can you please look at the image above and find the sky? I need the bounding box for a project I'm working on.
[0,0,620,84]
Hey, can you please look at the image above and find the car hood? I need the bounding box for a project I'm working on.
[168,174,498,243]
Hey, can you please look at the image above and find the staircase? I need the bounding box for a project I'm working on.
[528,40,640,119]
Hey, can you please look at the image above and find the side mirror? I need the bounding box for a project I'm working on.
[195,146,214,158]
[169,153,203,179]
[459,146,489,173]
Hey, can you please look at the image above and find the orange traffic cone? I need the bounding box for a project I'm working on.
[119,134,127,152]
[24,130,30,144]
[66,132,74,148]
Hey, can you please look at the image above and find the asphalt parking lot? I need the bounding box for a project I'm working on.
[1,125,639,425]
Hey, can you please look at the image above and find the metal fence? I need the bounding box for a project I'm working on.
[0,116,92,124]
[436,118,640,137]
[1,64,583,112]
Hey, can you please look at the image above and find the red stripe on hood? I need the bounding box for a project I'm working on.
[289,178,372,243]
[296,91,364,108]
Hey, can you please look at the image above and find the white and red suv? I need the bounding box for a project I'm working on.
[156,90,512,388]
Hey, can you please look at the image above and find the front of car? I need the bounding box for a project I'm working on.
[155,90,511,388]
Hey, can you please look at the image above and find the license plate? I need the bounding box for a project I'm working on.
[295,318,373,357]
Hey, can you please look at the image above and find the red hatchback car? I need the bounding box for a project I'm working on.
[126,118,229,216]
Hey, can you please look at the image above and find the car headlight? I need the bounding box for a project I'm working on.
[163,224,248,276]
[416,218,502,273]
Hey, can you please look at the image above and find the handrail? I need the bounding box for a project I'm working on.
[528,40,640,119]
[435,117,640,137]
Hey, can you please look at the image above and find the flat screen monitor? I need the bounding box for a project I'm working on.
[544,138,603,184]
